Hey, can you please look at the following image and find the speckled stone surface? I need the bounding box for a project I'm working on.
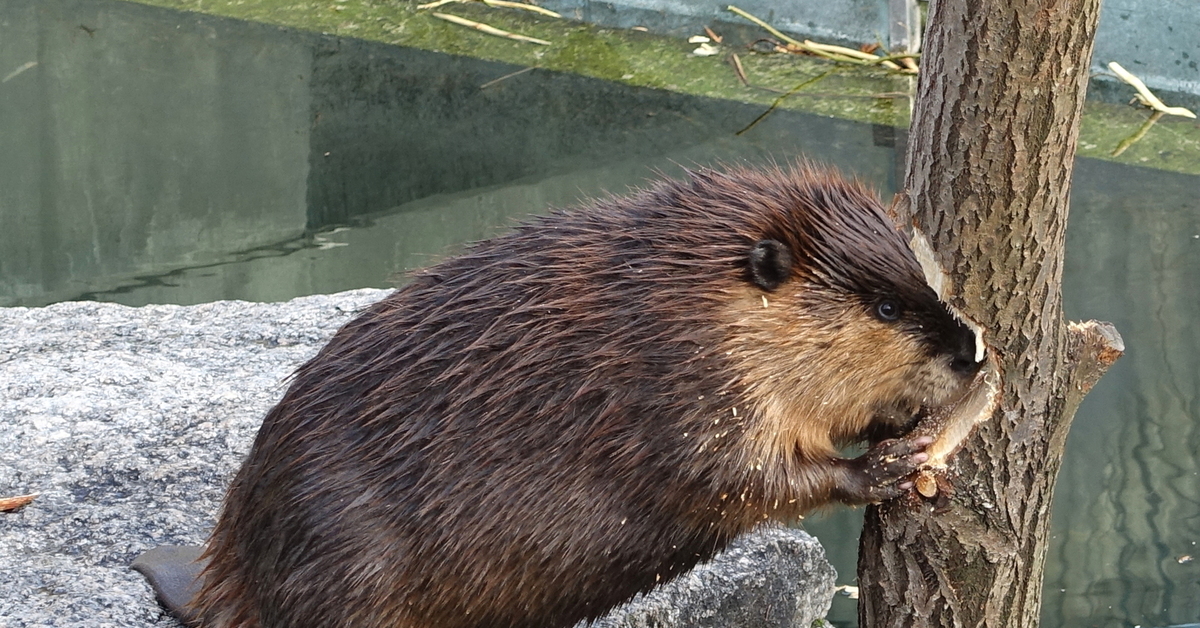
[0,289,834,628]
[0,290,387,627]
[585,525,836,628]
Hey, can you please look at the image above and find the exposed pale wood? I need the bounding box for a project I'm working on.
[1108,62,1196,118]
[430,12,551,45]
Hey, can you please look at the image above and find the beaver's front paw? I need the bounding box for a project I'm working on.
[833,436,933,505]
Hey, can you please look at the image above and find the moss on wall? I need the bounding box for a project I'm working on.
[126,0,1200,175]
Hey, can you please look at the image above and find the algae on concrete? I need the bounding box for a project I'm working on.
[120,0,917,126]
[125,0,1200,175]
[1077,103,1200,175]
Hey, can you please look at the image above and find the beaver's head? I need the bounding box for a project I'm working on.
[692,166,983,459]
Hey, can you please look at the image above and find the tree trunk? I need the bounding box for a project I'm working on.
[857,1,1124,626]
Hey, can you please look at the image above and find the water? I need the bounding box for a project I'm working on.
[1046,163,1200,628]
[2,0,908,307]
[4,1,1200,626]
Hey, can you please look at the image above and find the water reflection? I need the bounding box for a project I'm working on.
[0,0,310,305]
[70,119,901,306]
[3,2,1200,628]
[0,0,902,307]
[1046,161,1200,628]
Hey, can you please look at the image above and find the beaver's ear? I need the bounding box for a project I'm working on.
[748,239,792,292]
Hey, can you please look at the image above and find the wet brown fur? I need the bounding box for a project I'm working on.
[191,164,980,628]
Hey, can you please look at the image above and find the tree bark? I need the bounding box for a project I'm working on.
[857,1,1124,627]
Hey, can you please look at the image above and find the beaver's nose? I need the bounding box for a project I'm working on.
[950,344,985,376]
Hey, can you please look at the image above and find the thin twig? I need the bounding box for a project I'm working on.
[726,5,802,47]
[479,0,561,18]
[736,68,838,135]
[419,0,561,17]
[726,5,917,73]
[2,61,37,83]
[1111,110,1165,156]
[1108,62,1196,118]
[0,493,38,512]
[729,53,749,86]
[431,12,551,45]
[480,65,536,88]
[802,39,902,70]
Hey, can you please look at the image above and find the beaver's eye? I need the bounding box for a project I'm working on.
[874,299,901,322]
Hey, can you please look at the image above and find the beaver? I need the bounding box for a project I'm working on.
[182,165,982,628]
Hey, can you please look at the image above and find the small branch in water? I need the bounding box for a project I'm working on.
[736,68,838,135]
[480,66,536,89]
[431,12,551,45]
[1111,110,1165,156]
[1108,61,1196,118]
[2,61,37,83]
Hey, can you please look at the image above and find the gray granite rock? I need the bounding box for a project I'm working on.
[0,290,835,628]
[584,526,836,628]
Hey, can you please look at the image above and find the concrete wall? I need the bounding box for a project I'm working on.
[542,0,915,50]
[1092,0,1199,98]
[542,0,1200,99]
